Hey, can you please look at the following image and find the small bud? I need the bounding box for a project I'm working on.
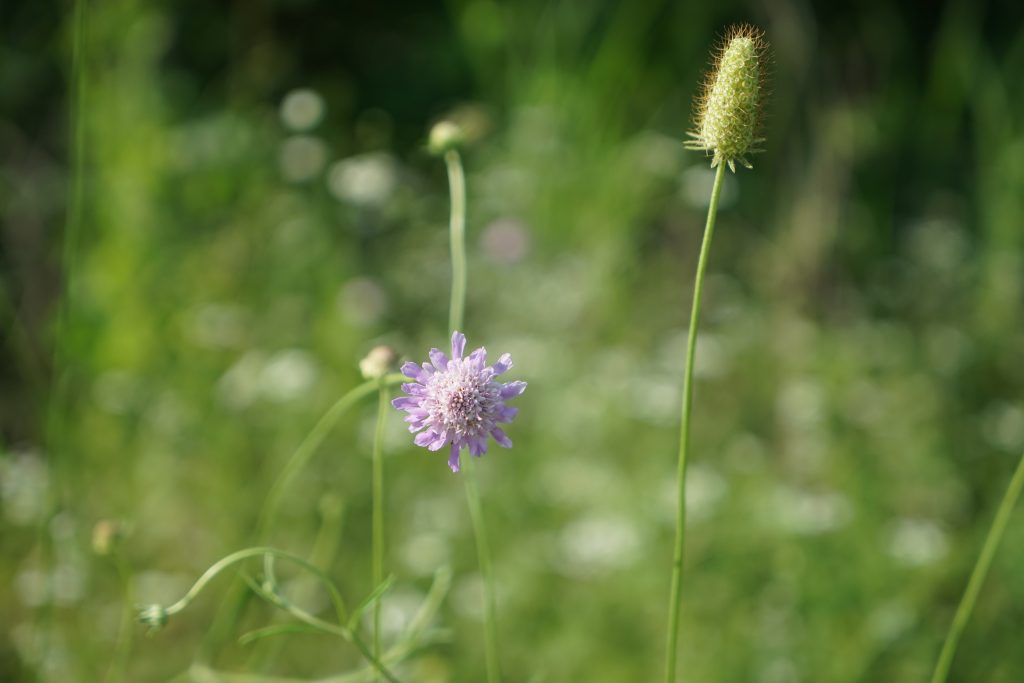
[427,121,464,155]
[360,345,398,380]
[91,519,124,556]
[685,24,769,172]
[138,604,169,632]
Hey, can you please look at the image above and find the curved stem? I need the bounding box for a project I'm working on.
[930,451,1024,683]
[149,547,402,683]
[204,374,404,659]
[664,162,726,683]
[371,379,389,681]
[445,149,467,334]
[463,455,501,683]
[259,373,405,536]
[162,547,346,620]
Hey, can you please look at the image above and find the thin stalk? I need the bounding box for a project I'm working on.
[371,379,389,680]
[463,455,501,683]
[443,148,500,683]
[148,547,401,683]
[445,149,467,334]
[204,375,402,659]
[929,451,1024,683]
[105,550,135,683]
[664,162,726,683]
[259,373,405,536]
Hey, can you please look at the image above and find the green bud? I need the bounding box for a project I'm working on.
[359,345,398,380]
[138,604,169,632]
[427,121,464,155]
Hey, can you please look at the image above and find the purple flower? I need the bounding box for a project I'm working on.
[392,331,527,472]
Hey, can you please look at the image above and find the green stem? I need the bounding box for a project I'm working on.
[664,161,726,683]
[929,451,1024,683]
[443,148,500,683]
[161,548,343,619]
[445,149,467,334]
[148,547,402,683]
[259,373,405,537]
[463,455,501,683]
[371,379,389,681]
[204,374,404,659]
[105,550,135,683]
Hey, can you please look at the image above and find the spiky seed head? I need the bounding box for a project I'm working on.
[685,24,768,172]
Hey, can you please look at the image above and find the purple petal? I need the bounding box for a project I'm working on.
[448,445,461,473]
[451,331,466,360]
[401,382,427,396]
[469,437,488,457]
[401,362,426,381]
[491,427,513,448]
[392,396,420,410]
[414,431,436,448]
[500,381,527,399]
[428,348,449,371]
[428,431,449,451]
[496,406,519,423]
[468,347,487,370]
[491,353,513,375]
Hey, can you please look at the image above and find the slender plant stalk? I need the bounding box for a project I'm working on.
[37,0,88,669]
[150,547,401,683]
[664,162,726,683]
[371,379,389,681]
[203,373,404,659]
[105,550,135,683]
[929,451,1024,683]
[259,373,405,536]
[445,149,467,336]
[443,148,501,683]
[462,454,501,683]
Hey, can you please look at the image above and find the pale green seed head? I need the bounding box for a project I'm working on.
[685,26,767,172]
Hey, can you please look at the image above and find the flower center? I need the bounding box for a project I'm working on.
[427,362,499,438]
[446,385,480,422]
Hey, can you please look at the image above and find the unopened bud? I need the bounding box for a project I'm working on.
[427,121,464,155]
[91,519,124,556]
[360,345,398,380]
[138,604,169,632]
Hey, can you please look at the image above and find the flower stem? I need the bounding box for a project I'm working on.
[371,379,389,681]
[147,547,402,683]
[463,454,501,683]
[929,451,1024,683]
[445,149,467,334]
[259,373,405,537]
[202,374,404,661]
[664,161,726,683]
[443,148,501,683]
[105,549,135,683]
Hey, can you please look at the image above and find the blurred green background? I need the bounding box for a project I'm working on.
[3,0,1024,681]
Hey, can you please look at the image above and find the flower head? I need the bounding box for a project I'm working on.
[685,24,769,172]
[392,331,526,472]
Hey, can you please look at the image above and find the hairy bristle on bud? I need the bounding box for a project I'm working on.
[685,24,768,172]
